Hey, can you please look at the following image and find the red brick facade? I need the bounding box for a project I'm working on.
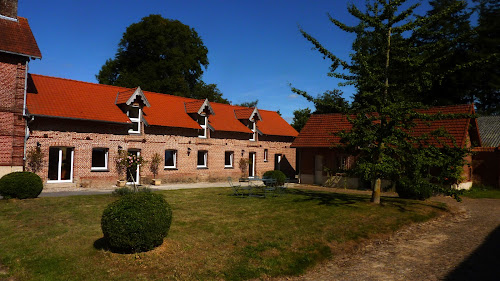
[0,52,27,170]
[26,117,296,187]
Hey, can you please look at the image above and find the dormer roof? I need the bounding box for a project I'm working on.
[115,86,151,107]
[234,107,261,121]
[185,98,214,115]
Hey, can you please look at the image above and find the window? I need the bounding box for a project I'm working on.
[264,149,268,162]
[198,115,208,138]
[164,150,177,169]
[338,156,347,171]
[91,148,108,171]
[197,150,208,168]
[248,121,256,141]
[274,154,282,170]
[128,106,141,134]
[225,151,233,168]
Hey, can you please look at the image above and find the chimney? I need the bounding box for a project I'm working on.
[0,0,18,20]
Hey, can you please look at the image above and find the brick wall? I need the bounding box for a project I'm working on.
[26,117,296,188]
[0,52,28,174]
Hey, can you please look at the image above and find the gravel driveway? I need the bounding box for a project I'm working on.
[277,196,500,281]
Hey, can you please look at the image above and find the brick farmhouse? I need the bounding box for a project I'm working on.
[0,1,298,187]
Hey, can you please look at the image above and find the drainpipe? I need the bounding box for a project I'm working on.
[22,60,29,168]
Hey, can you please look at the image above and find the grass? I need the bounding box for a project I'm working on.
[0,187,447,280]
[463,184,500,199]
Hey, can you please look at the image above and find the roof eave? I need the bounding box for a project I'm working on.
[0,49,41,59]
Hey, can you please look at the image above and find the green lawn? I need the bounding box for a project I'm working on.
[0,187,446,280]
[463,185,500,199]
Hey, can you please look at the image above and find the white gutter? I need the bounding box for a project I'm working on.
[23,60,29,163]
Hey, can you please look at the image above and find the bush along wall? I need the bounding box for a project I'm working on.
[0,172,43,199]
[101,192,172,253]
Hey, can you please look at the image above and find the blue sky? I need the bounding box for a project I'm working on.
[20,0,475,123]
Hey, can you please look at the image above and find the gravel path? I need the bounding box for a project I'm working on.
[277,196,500,281]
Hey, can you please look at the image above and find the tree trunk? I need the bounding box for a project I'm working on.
[371,178,381,204]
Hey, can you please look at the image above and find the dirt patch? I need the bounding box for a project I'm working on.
[274,196,500,281]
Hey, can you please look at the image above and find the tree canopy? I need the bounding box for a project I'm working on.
[96,14,229,104]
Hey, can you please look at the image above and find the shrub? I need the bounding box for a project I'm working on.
[149,153,162,179]
[0,172,43,199]
[101,192,172,253]
[263,170,286,186]
[396,177,433,200]
[26,147,44,173]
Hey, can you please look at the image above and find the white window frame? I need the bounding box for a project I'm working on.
[47,147,74,183]
[164,149,177,169]
[91,148,108,171]
[224,151,234,168]
[264,149,268,162]
[249,121,256,141]
[128,106,141,134]
[198,115,208,138]
[197,150,208,168]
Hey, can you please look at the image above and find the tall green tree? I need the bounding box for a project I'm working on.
[470,0,500,115]
[299,0,467,203]
[237,100,259,108]
[96,14,229,103]
[412,0,475,107]
[291,108,312,132]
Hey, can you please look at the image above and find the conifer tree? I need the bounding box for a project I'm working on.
[298,0,467,203]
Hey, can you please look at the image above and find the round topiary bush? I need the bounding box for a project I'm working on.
[396,177,433,200]
[262,170,286,186]
[101,192,172,253]
[0,171,43,199]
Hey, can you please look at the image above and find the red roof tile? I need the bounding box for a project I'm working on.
[184,100,205,114]
[234,108,255,119]
[26,74,297,136]
[115,88,137,104]
[0,17,41,58]
[292,104,477,148]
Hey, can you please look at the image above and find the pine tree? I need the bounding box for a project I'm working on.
[471,0,500,115]
[412,0,475,107]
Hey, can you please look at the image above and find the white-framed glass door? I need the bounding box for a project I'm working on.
[47,147,74,183]
[127,150,140,184]
[248,152,256,178]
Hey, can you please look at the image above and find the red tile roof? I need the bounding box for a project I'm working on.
[26,74,298,136]
[0,17,41,58]
[115,88,137,104]
[184,100,205,114]
[234,108,255,119]
[292,104,478,148]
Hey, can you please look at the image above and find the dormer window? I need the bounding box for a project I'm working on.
[248,121,256,141]
[128,106,141,134]
[198,115,208,138]
[115,87,150,135]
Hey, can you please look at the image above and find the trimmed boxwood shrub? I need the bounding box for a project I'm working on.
[263,170,286,186]
[0,172,43,199]
[101,192,172,253]
[396,177,433,200]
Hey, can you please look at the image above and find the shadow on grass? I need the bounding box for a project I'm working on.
[287,189,448,213]
[445,225,500,281]
[93,237,135,254]
[288,189,370,207]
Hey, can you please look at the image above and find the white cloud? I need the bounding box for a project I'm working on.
[288,94,299,99]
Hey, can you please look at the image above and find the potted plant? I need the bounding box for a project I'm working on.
[115,150,128,187]
[149,152,162,185]
[238,158,249,181]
